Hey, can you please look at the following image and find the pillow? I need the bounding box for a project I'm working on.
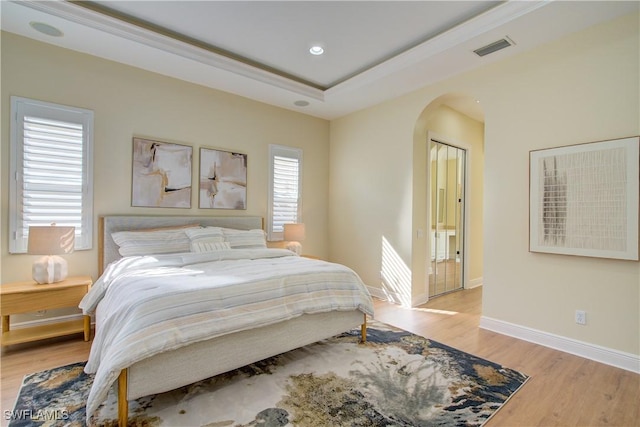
[112,224,199,257]
[190,241,231,253]
[222,228,267,249]
[184,227,227,253]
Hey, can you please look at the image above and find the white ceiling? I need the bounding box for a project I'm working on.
[2,1,638,120]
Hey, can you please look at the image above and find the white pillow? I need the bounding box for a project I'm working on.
[112,225,197,256]
[185,227,228,253]
[191,241,231,253]
[222,228,267,249]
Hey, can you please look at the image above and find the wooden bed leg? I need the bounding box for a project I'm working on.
[361,314,367,343]
[118,369,128,427]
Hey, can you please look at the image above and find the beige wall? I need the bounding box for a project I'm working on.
[1,32,330,288]
[330,12,639,355]
[329,101,417,304]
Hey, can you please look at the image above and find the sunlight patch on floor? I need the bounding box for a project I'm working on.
[409,307,458,316]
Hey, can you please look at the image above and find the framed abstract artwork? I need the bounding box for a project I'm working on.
[529,136,639,260]
[199,147,247,209]
[131,137,193,208]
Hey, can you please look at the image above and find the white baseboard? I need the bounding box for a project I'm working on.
[467,277,483,289]
[366,285,387,301]
[367,285,430,308]
[480,316,640,374]
[368,281,482,307]
[412,293,429,307]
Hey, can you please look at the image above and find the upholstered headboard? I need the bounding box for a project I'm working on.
[99,215,264,274]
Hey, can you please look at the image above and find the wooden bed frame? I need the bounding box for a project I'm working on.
[97,215,367,426]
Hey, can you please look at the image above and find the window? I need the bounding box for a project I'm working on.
[9,97,94,253]
[268,144,302,241]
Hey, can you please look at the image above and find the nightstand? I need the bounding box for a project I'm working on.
[1,275,92,346]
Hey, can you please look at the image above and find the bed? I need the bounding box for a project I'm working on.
[81,215,374,426]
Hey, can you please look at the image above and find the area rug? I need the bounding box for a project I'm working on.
[9,321,528,427]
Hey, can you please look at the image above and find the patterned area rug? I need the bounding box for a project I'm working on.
[9,321,528,427]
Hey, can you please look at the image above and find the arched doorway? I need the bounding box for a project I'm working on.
[412,93,485,305]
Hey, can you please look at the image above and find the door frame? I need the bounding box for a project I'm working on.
[425,131,472,299]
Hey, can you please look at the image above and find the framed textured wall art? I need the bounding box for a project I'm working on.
[529,136,639,260]
[131,137,193,208]
[199,147,247,209]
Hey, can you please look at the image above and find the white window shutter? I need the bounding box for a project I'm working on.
[268,145,302,241]
[10,97,94,253]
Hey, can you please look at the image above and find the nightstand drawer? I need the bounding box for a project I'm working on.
[1,286,87,315]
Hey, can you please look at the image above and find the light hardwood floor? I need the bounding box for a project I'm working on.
[1,287,638,426]
[374,287,640,427]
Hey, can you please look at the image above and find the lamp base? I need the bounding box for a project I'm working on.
[285,241,302,255]
[32,255,68,284]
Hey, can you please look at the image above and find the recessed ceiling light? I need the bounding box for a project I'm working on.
[29,21,64,37]
[309,45,324,56]
[294,100,310,107]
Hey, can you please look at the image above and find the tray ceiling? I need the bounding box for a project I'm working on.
[2,1,637,120]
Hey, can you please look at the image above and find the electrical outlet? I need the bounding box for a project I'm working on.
[575,310,586,325]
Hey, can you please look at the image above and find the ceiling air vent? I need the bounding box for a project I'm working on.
[473,37,514,57]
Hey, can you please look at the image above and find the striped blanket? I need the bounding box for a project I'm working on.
[79,249,374,420]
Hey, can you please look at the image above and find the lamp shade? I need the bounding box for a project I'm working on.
[283,223,305,242]
[28,226,75,255]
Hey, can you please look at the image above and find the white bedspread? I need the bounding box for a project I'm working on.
[79,249,373,420]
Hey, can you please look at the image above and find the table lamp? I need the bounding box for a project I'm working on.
[28,225,75,284]
[283,223,305,255]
